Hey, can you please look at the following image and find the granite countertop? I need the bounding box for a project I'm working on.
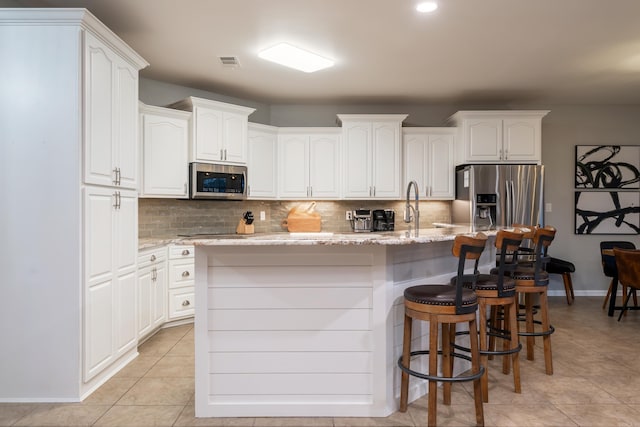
[139,226,497,249]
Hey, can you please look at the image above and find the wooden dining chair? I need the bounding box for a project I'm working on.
[613,248,640,321]
[600,241,637,311]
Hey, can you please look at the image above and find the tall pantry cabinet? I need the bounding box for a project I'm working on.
[0,9,148,401]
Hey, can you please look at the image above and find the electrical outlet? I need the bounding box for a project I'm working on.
[260,211,266,221]
[346,210,353,220]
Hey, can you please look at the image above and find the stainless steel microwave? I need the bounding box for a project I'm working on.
[189,162,247,200]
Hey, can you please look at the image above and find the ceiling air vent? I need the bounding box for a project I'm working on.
[219,56,240,68]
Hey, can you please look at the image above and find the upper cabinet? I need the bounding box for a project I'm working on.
[277,128,341,200]
[449,111,549,164]
[403,128,455,200]
[84,31,141,190]
[139,103,190,198]
[247,123,278,199]
[339,114,407,199]
[169,97,255,165]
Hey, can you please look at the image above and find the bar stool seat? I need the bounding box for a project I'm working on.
[404,285,478,312]
[545,257,575,306]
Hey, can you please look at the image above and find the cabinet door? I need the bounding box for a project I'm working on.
[137,265,153,338]
[309,134,340,199]
[115,270,137,357]
[278,134,309,199]
[84,31,116,187]
[223,112,247,164]
[84,188,114,284]
[114,190,138,275]
[465,118,502,162]
[152,261,167,329]
[141,113,189,197]
[342,122,372,198]
[114,59,138,189]
[427,134,454,199]
[403,132,428,198]
[247,127,277,199]
[371,122,400,198]
[85,278,114,380]
[194,107,223,161]
[502,118,540,161]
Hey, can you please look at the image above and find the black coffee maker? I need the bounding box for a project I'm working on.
[372,209,395,231]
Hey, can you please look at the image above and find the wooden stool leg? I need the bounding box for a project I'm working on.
[428,319,439,427]
[468,316,484,426]
[507,301,521,393]
[487,306,498,361]
[478,300,489,403]
[539,288,553,375]
[399,313,412,412]
[525,293,535,361]
[501,304,511,375]
[602,279,614,310]
[563,273,574,305]
[442,323,452,405]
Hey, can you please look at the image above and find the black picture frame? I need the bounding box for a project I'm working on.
[575,191,640,235]
[575,145,640,189]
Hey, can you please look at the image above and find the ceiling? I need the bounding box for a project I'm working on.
[15,0,640,105]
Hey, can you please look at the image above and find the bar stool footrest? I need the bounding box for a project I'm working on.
[397,350,485,383]
[516,319,555,337]
[453,331,522,356]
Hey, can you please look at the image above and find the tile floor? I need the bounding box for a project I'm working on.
[2,296,640,426]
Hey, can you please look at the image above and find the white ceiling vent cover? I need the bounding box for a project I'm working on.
[219,56,240,68]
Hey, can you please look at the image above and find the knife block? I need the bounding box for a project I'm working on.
[236,220,255,235]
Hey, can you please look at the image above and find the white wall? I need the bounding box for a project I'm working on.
[0,24,82,400]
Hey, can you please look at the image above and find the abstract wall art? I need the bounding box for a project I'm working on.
[575,145,640,189]
[575,145,640,234]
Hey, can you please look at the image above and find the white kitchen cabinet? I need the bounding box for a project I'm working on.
[169,97,255,165]
[84,31,140,190]
[139,103,190,198]
[449,111,549,164]
[137,247,167,340]
[247,123,278,199]
[339,115,407,199]
[84,187,138,380]
[278,128,341,200]
[403,128,455,200]
[168,245,195,320]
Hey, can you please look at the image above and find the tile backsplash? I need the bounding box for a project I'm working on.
[138,198,452,238]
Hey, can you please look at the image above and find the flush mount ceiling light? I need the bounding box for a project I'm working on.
[258,42,334,73]
[416,1,438,13]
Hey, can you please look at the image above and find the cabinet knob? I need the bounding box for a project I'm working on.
[182,300,191,307]
[182,271,190,278]
[182,249,190,256]
[150,254,156,261]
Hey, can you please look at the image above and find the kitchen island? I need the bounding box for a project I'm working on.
[189,228,496,418]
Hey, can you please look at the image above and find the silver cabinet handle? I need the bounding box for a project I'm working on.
[150,254,156,262]
[504,149,508,160]
[113,191,121,209]
[247,185,251,196]
[182,300,191,307]
[181,271,190,278]
[182,249,190,256]
[151,267,157,281]
[113,168,118,185]
[372,186,376,197]
[309,186,313,197]
[184,183,187,194]
[224,149,227,161]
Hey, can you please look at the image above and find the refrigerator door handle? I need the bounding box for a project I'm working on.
[505,180,513,226]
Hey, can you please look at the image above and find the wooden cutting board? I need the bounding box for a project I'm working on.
[282,202,322,232]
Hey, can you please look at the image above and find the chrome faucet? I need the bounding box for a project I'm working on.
[404,180,420,236]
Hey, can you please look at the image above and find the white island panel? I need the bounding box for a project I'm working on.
[194,233,496,418]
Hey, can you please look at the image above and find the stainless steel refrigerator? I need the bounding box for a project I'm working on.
[452,164,544,230]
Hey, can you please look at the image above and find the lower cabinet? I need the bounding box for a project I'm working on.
[168,245,195,319]
[137,246,167,340]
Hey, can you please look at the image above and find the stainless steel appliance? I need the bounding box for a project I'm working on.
[372,209,395,231]
[189,162,247,200]
[351,209,372,232]
[452,164,544,229]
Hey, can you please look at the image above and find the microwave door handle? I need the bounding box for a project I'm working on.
[505,181,512,226]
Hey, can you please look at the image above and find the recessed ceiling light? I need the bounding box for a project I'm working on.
[416,1,438,13]
[258,42,334,73]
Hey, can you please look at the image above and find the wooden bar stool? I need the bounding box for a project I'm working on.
[457,229,524,402]
[512,225,556,375]
[398,233,487,427]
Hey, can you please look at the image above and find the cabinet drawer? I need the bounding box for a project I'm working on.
[169,245,194,259]
[169,259,194,288]
[169,287,195,319]
[138,246,167,268]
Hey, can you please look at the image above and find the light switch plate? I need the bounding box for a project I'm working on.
[545,203,552,213]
